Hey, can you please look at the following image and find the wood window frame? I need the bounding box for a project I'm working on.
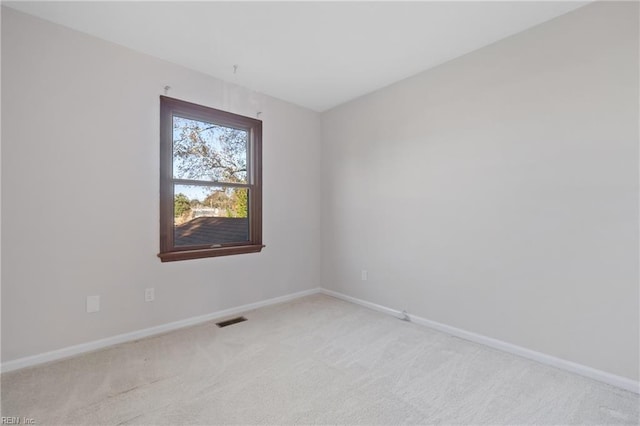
[158,96,264,262]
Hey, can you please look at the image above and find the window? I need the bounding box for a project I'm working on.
[158,96,263,262]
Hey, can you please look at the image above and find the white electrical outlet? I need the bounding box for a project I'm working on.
[145,288,155,302]
[361,270,368,281]
[86,295,100,313]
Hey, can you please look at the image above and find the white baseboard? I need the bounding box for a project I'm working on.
[320,288,640,394]
[4,286,638,395]
[1,287,321,373]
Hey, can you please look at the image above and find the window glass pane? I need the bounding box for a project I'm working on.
[172,116,248,184]
[174,184,249,247]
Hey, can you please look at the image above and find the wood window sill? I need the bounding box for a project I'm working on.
[158,244,265,262]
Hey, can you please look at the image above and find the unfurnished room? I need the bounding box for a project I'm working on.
[1,1,639,424]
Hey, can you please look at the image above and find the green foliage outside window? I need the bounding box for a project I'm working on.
[174,193,191,218]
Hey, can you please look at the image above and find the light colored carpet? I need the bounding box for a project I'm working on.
[1,294,638,425]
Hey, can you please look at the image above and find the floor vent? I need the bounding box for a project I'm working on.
[216,316,247,328]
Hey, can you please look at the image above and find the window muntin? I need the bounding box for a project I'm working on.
[158,96,263,262]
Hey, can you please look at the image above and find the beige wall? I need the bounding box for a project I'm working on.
[321,1,639,381]
[1,8,322,362]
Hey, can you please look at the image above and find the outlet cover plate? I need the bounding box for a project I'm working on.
[145,288,155,302]
[86,295,100,313]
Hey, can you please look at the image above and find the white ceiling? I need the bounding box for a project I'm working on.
[5,1,589,112]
